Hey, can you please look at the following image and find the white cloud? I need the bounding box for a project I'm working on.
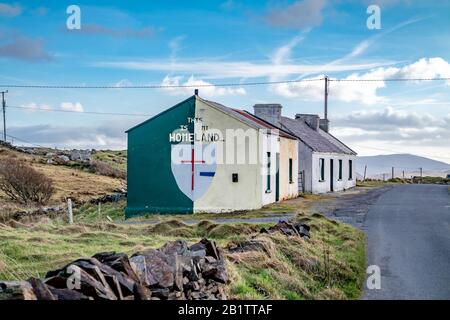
[160,75,246,97]
[333,107,445,130]
[60,102,84,112]
[271,35,304,65]
[21,102,51,112]
[331,108,450,153]
[272,58,450,104]
[113,79,133,88]
[95,60,394,80]
[8,119,137,150]
[169,36,185,61]
[395,57,450,81]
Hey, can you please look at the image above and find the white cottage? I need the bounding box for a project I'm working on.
[126,95,299,216]
[253,104,357,194]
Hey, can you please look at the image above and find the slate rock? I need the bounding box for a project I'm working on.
[133,249,174,288]
[129,255,158,287]
[201,261,228,284]
[227,240,268,253]
[200,238,221,260]
[45,264,117,300]
[48,287,92,300]
[0,281,37,300]
[28,277,56,300]
[133,283,152,300]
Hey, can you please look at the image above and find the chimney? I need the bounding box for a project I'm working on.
[295,114,319,131]
[319,118,329,132]
[253,104,282,127]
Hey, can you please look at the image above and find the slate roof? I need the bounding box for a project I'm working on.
[280,116,356,155]
[202,99,297,140]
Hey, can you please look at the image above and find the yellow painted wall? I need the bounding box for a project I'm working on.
[194,99,262,212]
[279,137,299,200]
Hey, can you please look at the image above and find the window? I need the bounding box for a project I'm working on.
[266,152,271,191]
[338,159,343,180]
[319,158,325,181]
[289,158,293,183]
[349,160,353,180]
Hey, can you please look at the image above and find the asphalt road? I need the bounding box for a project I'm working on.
[364,184,450,300]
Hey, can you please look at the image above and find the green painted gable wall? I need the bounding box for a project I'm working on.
[125,97,195,217]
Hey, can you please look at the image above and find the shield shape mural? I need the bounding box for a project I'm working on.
[171,142,216,201]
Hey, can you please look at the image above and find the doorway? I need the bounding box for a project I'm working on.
[275,153,280,201]
[330,159,334,192]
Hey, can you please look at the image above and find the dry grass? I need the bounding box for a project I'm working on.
[225,214,365,300]
[92,150,127,171]
[0,212,365,300]
[33,163,123,203]
[0,146,123,219]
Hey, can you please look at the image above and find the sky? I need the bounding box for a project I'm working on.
[0,0,449,163]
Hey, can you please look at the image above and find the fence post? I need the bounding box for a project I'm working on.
[67,198,73,224]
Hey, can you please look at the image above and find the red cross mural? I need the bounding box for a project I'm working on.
[171,143,217,201]
[181,147,205,191]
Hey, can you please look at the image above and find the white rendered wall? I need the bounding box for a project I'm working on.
[311,152,356,194]
[194,99,262,213]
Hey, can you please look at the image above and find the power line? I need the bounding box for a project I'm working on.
[1,77,449,89]
[0,78,324,89]
[5,133,47,149]
[330,77,450,82]
[1,90,7,142]
[7,105,151,117]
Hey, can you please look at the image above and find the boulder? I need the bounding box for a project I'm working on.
[262,220,311,238]
[135,249,174,288]
[28,277,56,300]
[70,149,91,162]
[0,281,37,300]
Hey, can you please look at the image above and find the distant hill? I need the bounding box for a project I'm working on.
[356,154,450,179]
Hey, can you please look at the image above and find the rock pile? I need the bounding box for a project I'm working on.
[70,149,92,162]
[89,192,127,205]
[0,238,228,300]
[261,220,310,238]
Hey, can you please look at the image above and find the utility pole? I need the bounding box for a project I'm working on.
[324,76,329,121]
[363,165,367,181]
[392,167,394,180]
[1,90,7,142]
[420,167,423,183]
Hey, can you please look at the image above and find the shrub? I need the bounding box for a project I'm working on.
[90,160,126,179]
[0,157,54,204]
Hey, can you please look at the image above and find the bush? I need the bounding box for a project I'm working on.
[0,157,55,204]
[90,160,126,179]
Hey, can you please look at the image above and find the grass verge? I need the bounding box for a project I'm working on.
[0,212,365,300]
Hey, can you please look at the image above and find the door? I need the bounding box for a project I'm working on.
[275,153,280,201]
[298,170,303,193]
[330,159,334,192]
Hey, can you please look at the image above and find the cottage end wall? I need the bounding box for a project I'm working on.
[193,99,262,213]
